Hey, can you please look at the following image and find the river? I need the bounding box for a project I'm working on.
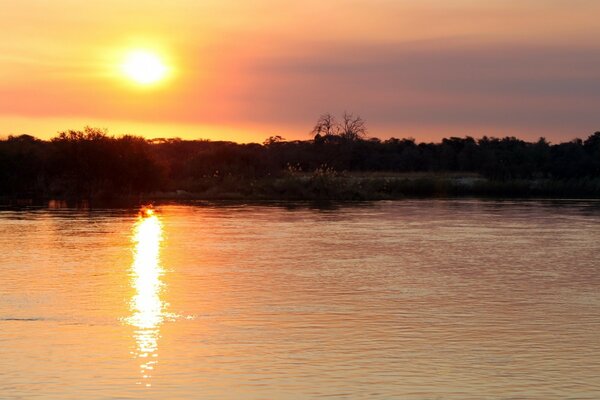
[1,200,599,399]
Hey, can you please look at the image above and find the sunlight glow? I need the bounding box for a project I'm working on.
[128,209,164,386]
[121,50,168,85]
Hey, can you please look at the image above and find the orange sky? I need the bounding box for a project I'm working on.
[1,0,600,143]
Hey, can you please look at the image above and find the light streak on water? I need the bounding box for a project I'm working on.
[127,208,164,387]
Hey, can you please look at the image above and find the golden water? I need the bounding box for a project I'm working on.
[127,212,165,386]
[1,200,600,399]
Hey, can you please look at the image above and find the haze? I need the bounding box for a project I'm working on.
[1,0,599,142]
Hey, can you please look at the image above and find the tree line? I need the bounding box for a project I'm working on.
[1,117,600,199]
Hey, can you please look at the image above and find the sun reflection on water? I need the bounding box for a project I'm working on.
[127,209,164,387]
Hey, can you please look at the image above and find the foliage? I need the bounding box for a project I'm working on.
[1,124,600,200]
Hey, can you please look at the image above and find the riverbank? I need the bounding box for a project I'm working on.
[147,172,600,201]
[4,130,600,204]
[2,173,600,207]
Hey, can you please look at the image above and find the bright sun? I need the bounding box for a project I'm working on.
[122,50,168,85]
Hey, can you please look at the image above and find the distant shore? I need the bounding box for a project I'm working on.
[2,173,599,208]
[145,173,600,201]
[2,128,600,204]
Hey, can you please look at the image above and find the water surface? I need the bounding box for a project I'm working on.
[1,200,599,399]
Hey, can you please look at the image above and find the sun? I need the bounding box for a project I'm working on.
[121,50,168,85]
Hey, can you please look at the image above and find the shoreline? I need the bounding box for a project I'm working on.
[2,174,600,208]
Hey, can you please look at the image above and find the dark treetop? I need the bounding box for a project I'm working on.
[3,122,600,200]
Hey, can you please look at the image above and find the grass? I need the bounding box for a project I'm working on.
[145,171,600,201]
[3,170,599,205]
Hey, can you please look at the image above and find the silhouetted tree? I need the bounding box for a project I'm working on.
[311,113,338,138]
[339,112,367,141]
[263,135,285,146]
[311,112,367,141]
[1,125,600,200]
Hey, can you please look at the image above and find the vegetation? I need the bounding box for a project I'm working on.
[2,115,600,202]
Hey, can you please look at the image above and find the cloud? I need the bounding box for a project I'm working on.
[2,1,600,140]
[234,39,600,139]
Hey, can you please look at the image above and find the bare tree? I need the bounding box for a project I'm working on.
[311,113,338,137]
[339,112,367,141]
[311,112,367,141]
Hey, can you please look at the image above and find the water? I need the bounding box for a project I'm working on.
[1,200,599,399]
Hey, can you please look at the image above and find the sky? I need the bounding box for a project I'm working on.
[1,0,599,143]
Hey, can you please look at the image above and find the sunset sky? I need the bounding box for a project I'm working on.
[1,0,599,143]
